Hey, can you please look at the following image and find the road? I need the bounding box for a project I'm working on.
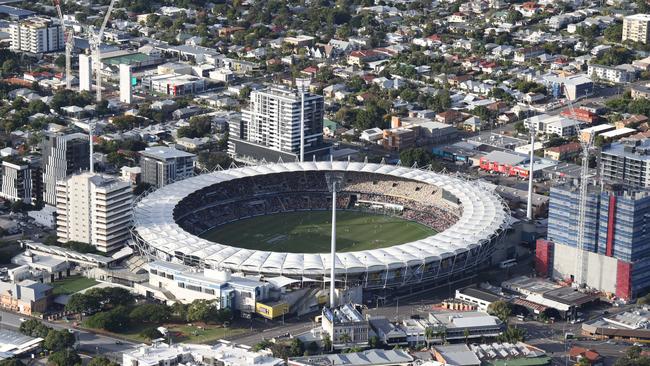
[0,310,137,361]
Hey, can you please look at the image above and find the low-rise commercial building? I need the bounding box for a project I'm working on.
[0,279,51,315]
[144,73,205,96]
[0,329,43,359]
[140,261,271,314]
[322,304,370,349]
[427,311,504,342]
[455,286,501,312]
[122,340,284,366]
[288,349,413,366]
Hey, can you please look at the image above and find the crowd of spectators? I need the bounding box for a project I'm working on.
[174,171,462,236]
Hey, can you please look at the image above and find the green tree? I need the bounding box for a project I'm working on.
[130,303,172,323]
[19,319,52,338]
[400,148,432,167]
[289,338,304,357]
[54,55,66,69]
[2,59,17,75]
[497,326,526,343]
[65,293,100,316]
[487,301,511,323]
[323,333,332,352]
[0,360,24,366]
[48,349,81,366]
[340,332,351,347]
[604,23,623,43]
[44,329,76,352]
[140,327,164,341]
[87,357,119,366]
[368,335,381,348]
[198,151,232,171]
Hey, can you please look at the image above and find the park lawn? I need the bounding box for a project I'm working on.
[201,210,436,253]
[51,276,98,295]
[81,321,247,344]
[81,321,149,343]
[166,324,247,344]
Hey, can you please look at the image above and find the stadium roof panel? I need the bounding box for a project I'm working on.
[134,162,509,276]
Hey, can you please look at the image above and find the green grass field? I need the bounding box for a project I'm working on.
[51,276,98,295]
[200,210,436,253]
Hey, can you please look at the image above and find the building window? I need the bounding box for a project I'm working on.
[150,269,158,275]
[178,282,185,288]
[204,289,215,295]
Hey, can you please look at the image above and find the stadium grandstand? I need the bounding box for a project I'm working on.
[132,162,510,290]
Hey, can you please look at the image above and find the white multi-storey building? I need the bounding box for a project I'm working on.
[41,132,89,206]
[79,54,92,92]
[55,172,132,253]
[139,147,196,188]
[122,340,284,366]
[588,64,637,84]
[10,17,63,53]
[623,14,650,44]
[119,64,132,104]
[140,261,271,313]
[0,160,35,204]
[229,86,328,161]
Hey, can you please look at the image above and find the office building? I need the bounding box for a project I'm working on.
[289,349,413,366]
[321,304,370,349]
[119,63,132,104]
[623,14,650,44]
[0,279,51,315]
[229,86,330,162]
[139,147,196,188]
[427,311,504,341]
[144,73,205,96]
[79,53,92,92]
[140,261,271,314]
[0,160,40,205]
[9,17,63,53]
[41,132,89,206]
[122,340,284,366]
[55,172,133,253]
[588,64,637,84]
[601,139,650,188]
[540,183,650,300]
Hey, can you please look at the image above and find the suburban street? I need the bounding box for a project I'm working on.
[1,310,137,361]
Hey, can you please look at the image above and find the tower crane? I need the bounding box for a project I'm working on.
[53,0,73,89]
[89,0,116,102]
[564,86,594,287]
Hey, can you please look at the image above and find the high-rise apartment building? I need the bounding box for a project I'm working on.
[79,54,93,92]
[0,160,40,205]
[139,147,196,188]
[56,172,133,253]
[9,17,64,53]
[538,183,650,300]
[600,139,650,189]
[623,14,650,44]
[41,132,90,206]
[229,86,329,161]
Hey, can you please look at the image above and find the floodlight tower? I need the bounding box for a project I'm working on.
[526,122,535,221]
[325,172,345,308]
[296,78,311,162]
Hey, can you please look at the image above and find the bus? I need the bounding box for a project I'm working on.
[499,259,517,269]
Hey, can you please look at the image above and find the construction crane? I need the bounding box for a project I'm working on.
[564,86,594,287]
[53,0,73,89]
[89,0,116,102]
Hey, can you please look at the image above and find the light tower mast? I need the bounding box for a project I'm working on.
[296,78,311,162]
[325,172,344,308]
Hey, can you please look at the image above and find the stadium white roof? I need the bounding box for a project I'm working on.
[133,162,509,276]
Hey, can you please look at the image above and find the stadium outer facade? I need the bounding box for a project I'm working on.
[132,162,510,290]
